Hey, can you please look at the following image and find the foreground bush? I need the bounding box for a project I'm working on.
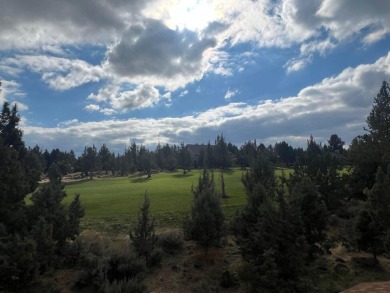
[157,230,184,254]
[70,234,147,292]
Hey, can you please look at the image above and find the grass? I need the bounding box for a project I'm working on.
[64,168,269,233]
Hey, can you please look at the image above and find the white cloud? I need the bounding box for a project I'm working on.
[22,51,390,153]
[88,83,171,112]
[0,79,28,110]
[224,88,240,100]
[284,56,312,73]
[57,119,79,128]
[179,90,188,97]
[110,84,167,111]
[84,104,100,112]
[1,0,390,113]
[1,55,105,90]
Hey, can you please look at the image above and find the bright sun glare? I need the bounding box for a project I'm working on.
[169,0,216,31]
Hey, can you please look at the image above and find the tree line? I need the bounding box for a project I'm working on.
[29,130,346,181]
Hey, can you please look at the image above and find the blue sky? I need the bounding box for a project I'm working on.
[1,0,390,154]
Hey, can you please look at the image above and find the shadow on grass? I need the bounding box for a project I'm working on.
[131,177,151,183]
[171,173,193,179]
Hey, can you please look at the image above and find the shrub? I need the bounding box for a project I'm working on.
[106,247,147,283]
[101,276,146,293]
[157,230,184,254]
[130,195,159,267]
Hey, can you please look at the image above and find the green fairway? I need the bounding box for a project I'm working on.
[64,169,246,216]
[63,168,292,233]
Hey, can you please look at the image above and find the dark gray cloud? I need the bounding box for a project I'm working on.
[0,0,146,50]
[107,19,216,81]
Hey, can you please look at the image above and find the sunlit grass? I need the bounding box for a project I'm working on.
[63,167,293,233]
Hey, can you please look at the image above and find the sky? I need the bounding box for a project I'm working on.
[1,0,390,154]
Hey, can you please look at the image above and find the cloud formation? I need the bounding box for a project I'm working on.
[22,51,390,153]
[1,0,389,115]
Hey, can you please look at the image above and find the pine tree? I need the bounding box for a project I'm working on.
[356,165,390,262]
[130,195,158,266]
[185,168,224,255]
[241,153,275,194]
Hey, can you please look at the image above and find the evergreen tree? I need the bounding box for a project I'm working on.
[366,81,390,144]
[130,195,158,266]
[355,165,390,262]
[242,152,275,194]
[289,180,328,257]
[99,144,114,175]
[234,183,309,292]
[327,134,345,153]
[349,81,390,198]
[185,168,224,255]
[68,194,85,239]
[179,142,192,174]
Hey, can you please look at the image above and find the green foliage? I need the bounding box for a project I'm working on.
[70,234,147,292]
[68,193,85,239]
[31,217,56,273]
[234,184,309,292]
[242,153,275,194]
[185,168,225,254]
[290,135,345,211]
[130,195,160,266]
[0,230,38,291]
[289,180,328,256]
[328,134,345,153]
[157,230,184,254]
[349,81,390,198]
[0,101,24,152]
[30,181,69,247]
[366,81,390,143]
[355,165,390,261]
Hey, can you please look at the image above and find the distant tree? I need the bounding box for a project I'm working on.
[130,195,159,266]
[99,144,114,175]
[274,141,295,166]
[138,146,154,178]
[327,134,345,153]
[80,145,99,179]
[242,153,275,194]
[0,102,24,152]
[185,168,224,255]
[179,142,192,174]
[238,140,257,169]
[220,170,228,198]
[214,134,231,169]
